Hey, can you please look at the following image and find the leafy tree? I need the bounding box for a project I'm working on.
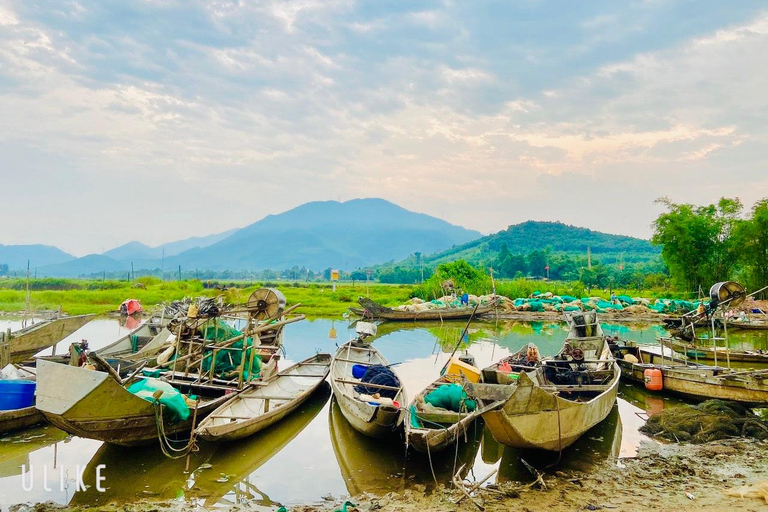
[527,249,547,278]
[735,198,768,296]
[652,197,742,291]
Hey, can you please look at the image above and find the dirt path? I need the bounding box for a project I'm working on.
[13,439,766,512]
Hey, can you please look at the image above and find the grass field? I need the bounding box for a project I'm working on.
[0,276,677,317]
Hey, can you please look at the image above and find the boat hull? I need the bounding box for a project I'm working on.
[351,297,496,321]
[482,364,621,451]
[0,406,44,434]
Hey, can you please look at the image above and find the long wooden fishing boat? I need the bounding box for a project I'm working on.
[5,314,95,363]
[726,320,768,331]
[469,314,620,451]
[612,343,768,407]
[659,336,768,365]
[350,297,497,321]
[405,374,483,453]
[196,353,331,442]
[330,340,406,438]
[35,359,231,446]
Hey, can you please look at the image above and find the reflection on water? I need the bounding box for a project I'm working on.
[0,315,739,509]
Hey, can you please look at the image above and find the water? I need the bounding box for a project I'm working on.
[0,316,761,508]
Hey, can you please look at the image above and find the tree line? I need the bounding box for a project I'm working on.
[652,197,768,295]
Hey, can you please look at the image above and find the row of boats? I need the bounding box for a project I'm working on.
[2,287,767,464]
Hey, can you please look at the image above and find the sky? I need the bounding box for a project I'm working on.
[1,0,767,256]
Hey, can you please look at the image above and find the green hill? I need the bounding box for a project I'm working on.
[370,221,663,283]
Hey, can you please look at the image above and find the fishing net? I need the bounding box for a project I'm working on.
[128,378,190,423]
[640,400,768,443]
[198,319,262,380]
[424,383,477,412]
[354,365,400,399]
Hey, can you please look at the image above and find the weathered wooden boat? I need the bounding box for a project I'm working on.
[469,313,620,451]
[726,320,768,331]
[611,343,768,407]
[659,336,768,365]
[405,374,484,454]
[37,313,172,366]
[196,353,331,442]
[350,297,497,321]
[4,314,95,363]
[35,359,231,446]
[330,339,406,438]
[0,405,44,434]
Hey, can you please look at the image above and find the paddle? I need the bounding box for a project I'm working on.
[440,302,480,374]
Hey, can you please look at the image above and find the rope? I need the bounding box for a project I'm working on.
[153,402,199,460]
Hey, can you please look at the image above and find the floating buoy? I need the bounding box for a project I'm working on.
[644,368,663,391]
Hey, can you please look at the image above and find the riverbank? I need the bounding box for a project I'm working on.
[12,438,767,512]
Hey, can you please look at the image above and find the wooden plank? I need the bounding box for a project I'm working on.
[335,378,401,392]
[209,415,252,420]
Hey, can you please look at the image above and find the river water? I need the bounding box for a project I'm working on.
[0,316,765,509]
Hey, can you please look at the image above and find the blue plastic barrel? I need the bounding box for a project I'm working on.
[0,380,36,410]
[352,364,368,379]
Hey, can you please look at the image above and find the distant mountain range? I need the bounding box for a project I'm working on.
[2,199,482,276]
[0,244,75,270]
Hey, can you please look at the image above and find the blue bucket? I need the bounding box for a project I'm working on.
[352,364,369,379]
[0,380,36,410]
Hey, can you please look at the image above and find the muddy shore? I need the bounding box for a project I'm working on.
[11,439,766,512]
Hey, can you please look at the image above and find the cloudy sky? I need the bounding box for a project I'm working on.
[1,0,767,256]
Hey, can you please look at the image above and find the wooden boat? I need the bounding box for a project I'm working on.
[330,340,406,438]
[468,315,620,451]
[0,405,44,434]
[4,314,95,363]
[349,297,497,321]
[612,343,768,407]
[35,359,231,446]
[405,374,483,453]
[196,353,331,441]
[659,336,768,365]
[727,320,768,331]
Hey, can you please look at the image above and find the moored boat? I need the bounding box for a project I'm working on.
[350,297,497,321]
[0,406,43,434]
[659,336,768,365]
[5,314,95,363]
[405,371,484,454]
[195,353,331,442]
[612,343,768,407]
[469,312,620,451]
[35,359,231,446]
[329,323,406,438]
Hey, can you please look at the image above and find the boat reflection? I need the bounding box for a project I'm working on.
[493,404,622,483]
[328,397,481,495]
[70,384,331,506]
[0,425,68,479]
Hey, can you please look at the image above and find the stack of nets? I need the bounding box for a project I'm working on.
[640,400,768,443]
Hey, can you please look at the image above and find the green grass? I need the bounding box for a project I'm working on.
[0,276,684,318]
[0,278,415,317]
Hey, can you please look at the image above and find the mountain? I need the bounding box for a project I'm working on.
[170,198,482,270]
[102,229,238,261]
[36,198,482,276]
[0,244,75,271]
